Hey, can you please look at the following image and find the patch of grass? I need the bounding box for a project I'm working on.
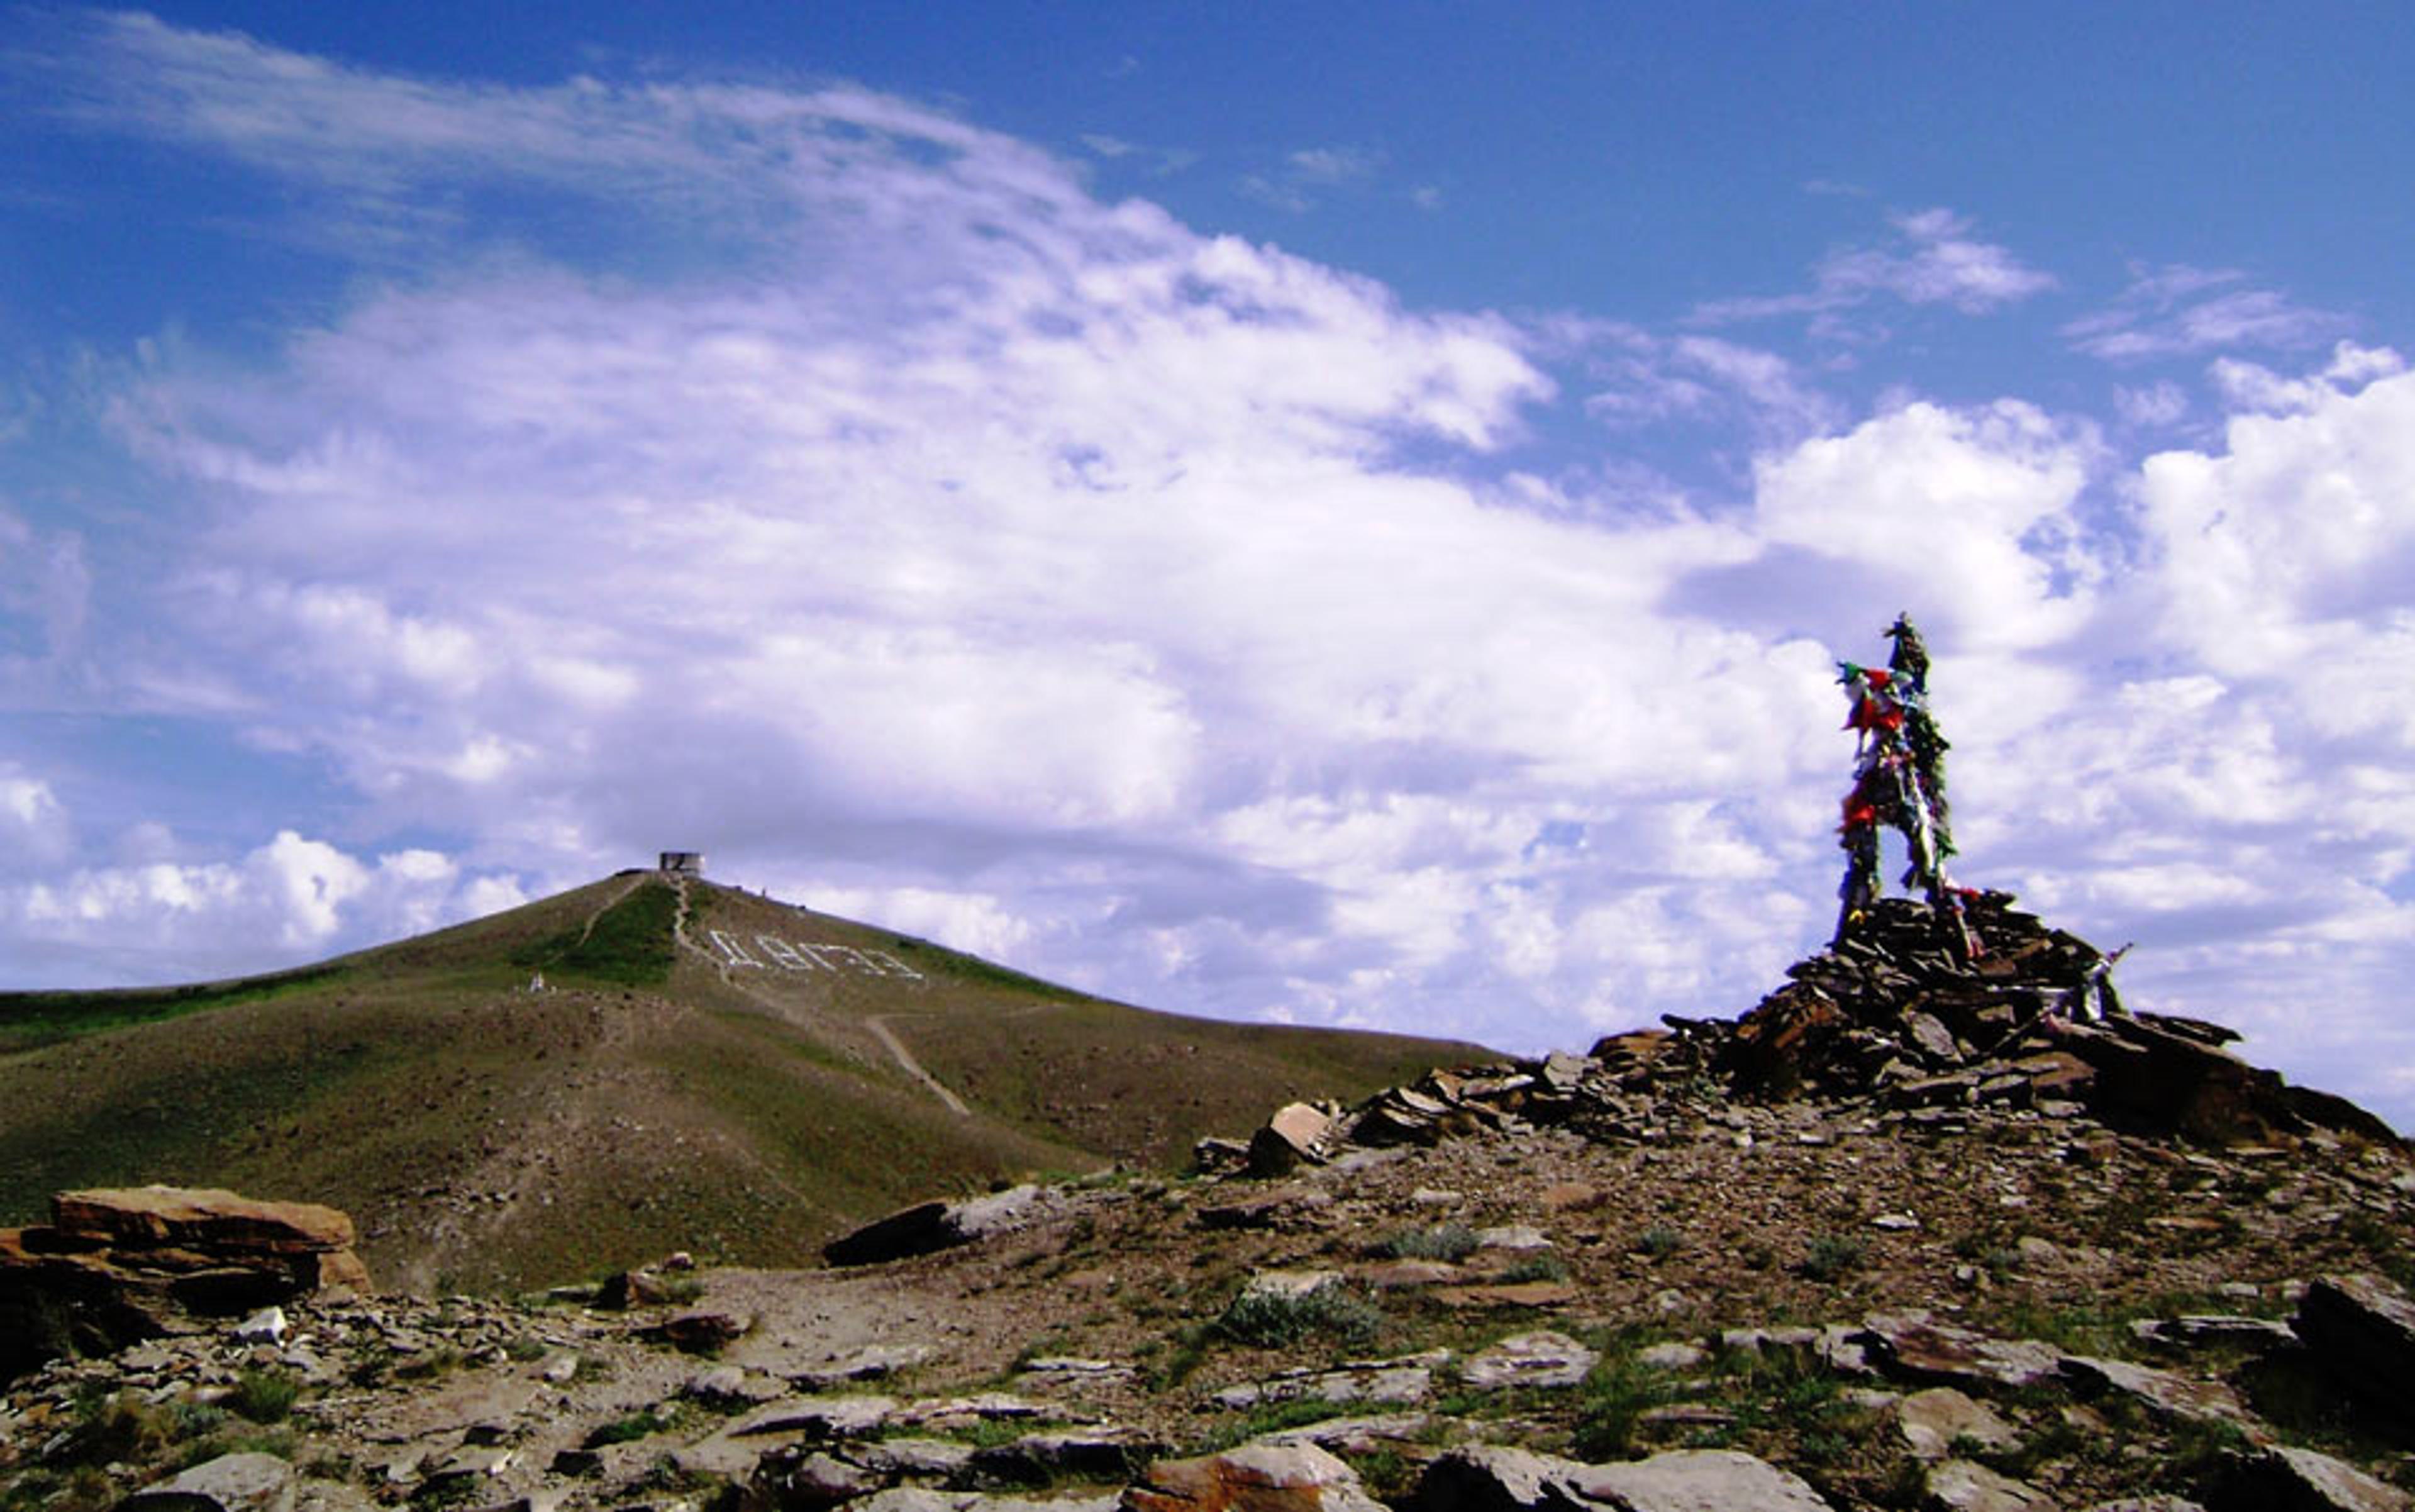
[1376,1223,1480,1262]
[654,1274,706,1306]
[231,1366,301,1424]
[585,1408,678,1448]
[1341,1448,1414,1503]
[391,1345,468,1382]
[59,1391,177,1469]
[1215,1282,1385,1352]
[177,1428,296,1470]
[1499,1254,1571,1284]
[1799,1235,1866,1283]
[510,880,679,987]
[1194,1396,1355,1453]
[1636,1225,1685,1259]
[1570,1352,1677,1461]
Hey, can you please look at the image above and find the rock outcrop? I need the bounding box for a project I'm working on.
[824,1184,1063,1268]
[0,1186,369,1382]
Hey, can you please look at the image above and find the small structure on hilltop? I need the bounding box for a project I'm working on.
[658,851,703,876]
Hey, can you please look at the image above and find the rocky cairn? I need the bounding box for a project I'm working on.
[0,1185,370,1382]
[1183,892,2397,1182]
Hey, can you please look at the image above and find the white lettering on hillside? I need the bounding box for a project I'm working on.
[707,928,923,982]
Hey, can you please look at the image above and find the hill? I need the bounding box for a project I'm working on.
[7,892,2415,1511]
[0,868,1489,1292]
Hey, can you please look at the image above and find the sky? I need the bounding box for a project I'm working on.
[4,5,2414,1127]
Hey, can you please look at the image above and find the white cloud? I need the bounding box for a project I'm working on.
[1693,208,2053,331]
[0,769,72,865]
[2066,264,2353,362]
[1820,209,2058,313]
[2112,381,2188,429]
[1,827,522,984]
[1747,399,2102,652]
[1582,333,1841,439]
[1241,144,1384,211]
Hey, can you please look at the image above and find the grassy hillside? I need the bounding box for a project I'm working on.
[0,872,1492,1292]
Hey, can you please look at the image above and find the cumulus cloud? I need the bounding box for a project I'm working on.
[0,825,525,985]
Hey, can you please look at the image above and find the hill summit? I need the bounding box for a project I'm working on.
[0,866,1487,1293]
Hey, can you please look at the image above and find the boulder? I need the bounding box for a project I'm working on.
[1923,1459,2054,1512]
[1860,1314,2061,1391]
[1123,1442,1385,1512]
[2228,1444,2414,1512]
[650,1307,753,1353]
[1572,1449,1836,1511]
[744,1447,880,1510]
[118,1452,297,1512]
[2058,1354,2253,1430]
[1894,1387,2019,1460]
[55,1187,353,1253]
[3,1186,371,1382]
[1409,1444,1591,1511]
[823,1184,1055,1267]
[1249,1104,1336,1176]
[2292,1272,2415,1420]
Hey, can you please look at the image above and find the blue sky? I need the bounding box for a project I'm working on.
[5,4,2415,1128]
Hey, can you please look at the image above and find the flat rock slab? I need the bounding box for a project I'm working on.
[1572,1448,1837,1511]
[1196,1189,1333,1231]
[728,1393,901,1439]
[2233,1445,2414,1512]
[1433,1282,1579,1310]
[2058,1354,2253,1430]
[1862,1314,2061,1391]
[54,1187,353,1253]
[1924,1459,2055,1512]
[120,1452,297,1512]
[1894,1387,2019,1460]
[1213,1357,1436,1410]
[1462,1330,1599,1390]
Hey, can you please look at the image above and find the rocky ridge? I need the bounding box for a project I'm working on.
[8,897,2415,1512]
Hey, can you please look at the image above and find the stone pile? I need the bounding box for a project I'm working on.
[0,1186,369,1382]
[1211,892,2400,1172]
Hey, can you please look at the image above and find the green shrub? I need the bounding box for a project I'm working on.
[1376,1223,1480,1262]
[1637,1225,1685,1259]
[585,1409,676,1448]
[1215,1283,1383,1351]
[1570,1355,1674,1460]
[1800,1235,1865,1282]
[232,1367,300,1425]
[1499,1254,1570,1284]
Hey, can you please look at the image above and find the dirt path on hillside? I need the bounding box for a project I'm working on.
[865,1014,972,1116]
